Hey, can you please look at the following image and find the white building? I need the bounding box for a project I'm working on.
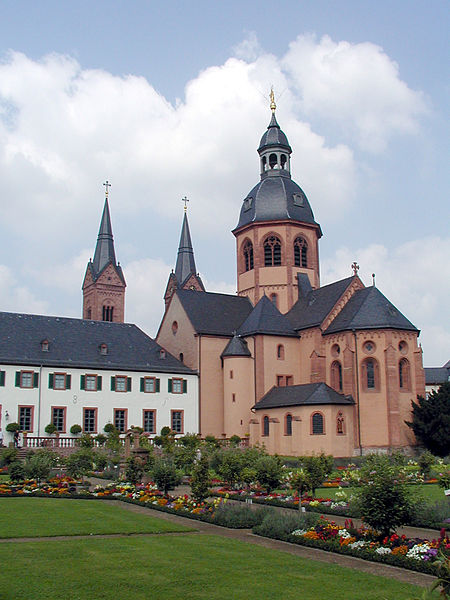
[0,312,198,446]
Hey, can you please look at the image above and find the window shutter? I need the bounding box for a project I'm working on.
[80,375,85,390]
[33,372,39,388]
[111,376,115,391]
[183,379,187,393]
[15,372,20,387]
[97,376,102,391]
[168,379,172,393]
[49,374,54,389]
[156,378,160,393]
[0,371,5,386]
[66,374,71,390]
[127,377,132,392]
[140,377,144,392]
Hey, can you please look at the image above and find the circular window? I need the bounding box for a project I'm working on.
[399,341,408,354]
[363,341,376,354]
[172,321,178,335]
[331,344,340,357]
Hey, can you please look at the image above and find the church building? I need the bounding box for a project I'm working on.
[157,98,425,456]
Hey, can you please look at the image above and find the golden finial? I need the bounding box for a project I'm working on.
[182,196,189,212]
[270,87,276,113]
[103,180,111,198]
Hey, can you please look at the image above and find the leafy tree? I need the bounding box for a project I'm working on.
[241,467,257,489]
[94,434,107,446]
[153,427,175,453]
[417,450,435,479]
[229,435,241,447]
[288,468,311,499]
[125,456,145,484]
[65,448,94,482]
[301,455,327,496]
[151,457,182,495]
[92,450,108,471]
[0,447,18,466]
[190,454,211,502]
[77,434,94,448]
[406,383,450,457]
[204,435,220,448]
[25,450,56,483]
[354,454,413,537]
[216,449,244,488]
[9,461,26,482]
[255,454,283,493]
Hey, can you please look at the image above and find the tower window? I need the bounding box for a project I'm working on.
[243,241,254,271]
[263,415,269,436]
[285,413,293,436]
[102,305,114,322]
[277,344,284,360]
[280,154,287,169]
[361,358,380,391]
[399,358,410,390]
[294,237,308,267]
[264,236,282,266]
[331,361,343,392]
[269,153,277,169]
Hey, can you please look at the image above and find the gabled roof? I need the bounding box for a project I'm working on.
[425,363,450,385]
[176,290,253,336]
[287,277,354,331]
[0,312,194,374]
[253,382,354,410]
[324,286,418,334]
[221,334,251,358]
[238,295,298,337]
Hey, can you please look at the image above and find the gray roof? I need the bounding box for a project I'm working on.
[176,290,253,336]
[258,113,292,153]
[254,382,354,410]
[0,312,194,374]
[221,335,252,358]
[175,212,202,288]
[287,277,355,331]
[324,286,418,334]
[238,294,298,337]
[425,364,450,385]
[234,173,321,232]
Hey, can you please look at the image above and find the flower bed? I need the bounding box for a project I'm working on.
[254,515,450,577]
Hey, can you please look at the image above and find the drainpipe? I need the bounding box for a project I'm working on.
[352,330,362,456]
[38,364,43,437]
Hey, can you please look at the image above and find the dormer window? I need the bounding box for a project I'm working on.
[159,349,166,359]
[100,344,108,356]
[243,196,253,211]
[41,340,49,352]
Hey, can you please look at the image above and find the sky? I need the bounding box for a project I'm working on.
[0,0,448,366]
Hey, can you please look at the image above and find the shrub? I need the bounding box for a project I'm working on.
[229,435,241,447]
[288,468,310,497]
[92,451,108,471]
[151,457,182,495]
[410,499,450,529]
[204,435,220,448]
[70,424,82,435]
[94,433,107,446]
[104,423,116,433]
[253,511,319,541]
[216,449,244,488]
[65,448,94,481]
[0,447,18,466]
[418,450,436,479]
[255,454,283,493]
[44,423,57,435]
[77,434,94,448]
[25,450,56,483]
[125,456,145,484]
[406,384,450,457]
[5,422,20,433]
[211,503,270,528]
[9,461,26,482]
[190,454,211,502]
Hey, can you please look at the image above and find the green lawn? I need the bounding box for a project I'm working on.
[0,497,192,538]
[0,534,436,600]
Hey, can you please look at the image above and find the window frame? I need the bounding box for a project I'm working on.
[399,358,411,391]
[19,370,34,389]
[311,412,325,435]
[262,415,270,437]
[51,406,67,433]
[171,410,184,434]
[263,235,282,267]
[294,236,308,268]
[285,413,293,436]
[142,376,157,393]
[142,409,156,434]
[18,405,34,432]
[114,408,128,433]
[53,372,68,391]
[84,374,100,392]
[361,358,380,392]
[331,360,343,392]
[83,407,98,434]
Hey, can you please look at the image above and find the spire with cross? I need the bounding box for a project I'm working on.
[182,196,189,212]
[351,262,359,276]
[103,180,111,199]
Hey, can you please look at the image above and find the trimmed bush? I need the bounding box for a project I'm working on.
[254,511,319,541]
[211,503,270,528]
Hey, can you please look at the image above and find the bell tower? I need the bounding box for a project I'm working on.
[82,181,126,322]
[233,93,322,314]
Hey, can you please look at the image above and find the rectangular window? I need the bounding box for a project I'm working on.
[83,408,97,433]
[20,371,33,388]
[112,376,131,392]
[114,409,127,432]
[277,375,293,387]
[52,407,66,432]
[169,378,186,393]
[141,377,160,393]
[54,373,66,390]
[19,406,34,432]
[143,410,156,434]
[171,410,183,434]
[0,371,5,386]
[81,374,102,391]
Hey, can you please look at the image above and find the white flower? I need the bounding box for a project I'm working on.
[291,529,307,536]
[349,540,368,549]
[375,547,392,555]
[338,529,352,539]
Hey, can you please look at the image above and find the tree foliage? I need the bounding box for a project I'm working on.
[190,454,211,502]
[151,457,182,495]
[406,383,450,457]
[255,454,283,493]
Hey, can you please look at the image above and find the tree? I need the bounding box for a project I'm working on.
[255,454,283,493]
[65,448,94,482]
[190,454,211,502]
[355,454,413,537]
[406,383,450,457]
[288,468,311,499]
[26,450,56,483]
[9,461,25,483]
[301,455,327,496]
[151,457,182,495]
[125,456,145,484]
[216,449,244,488]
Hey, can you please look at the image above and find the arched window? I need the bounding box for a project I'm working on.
[336,412,345,435]
[280,154,287,169]
[262,156,267,171]
[269,153,277,169]
[311,412,324,435]
[102,305,114,322]
[331,361,343,392]
[399,358,410,390]
[264,236,282,266]
[277,344,284,360]
[285,413,293,436]
[243,241,254,271]
[179,353,184,363]
[270,293,278,308]
[86,308,92,320]
[263,415,270,436]
[294,237,308,267]
[361,358,380,391]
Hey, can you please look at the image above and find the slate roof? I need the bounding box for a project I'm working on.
[253,382,354,410]
[0,312,194,374]
[221,335,251,358]
[258,113,292,153]
[238,295,298,337]
[287,277,354,331]
[324,286,418,334]
[425,362,450,385]
[87,198,125,284]
[176,290,253,336]
[175,212,204,289]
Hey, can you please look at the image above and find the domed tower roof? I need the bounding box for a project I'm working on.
[233,103,321,235]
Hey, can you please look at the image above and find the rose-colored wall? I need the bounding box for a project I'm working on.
[198,336,229,437]
[223,354,254,437]
[156,295,199,370]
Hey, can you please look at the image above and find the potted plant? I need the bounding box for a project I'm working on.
[70,424,82,436]
[5,422,20,433]
[45,423,57,436]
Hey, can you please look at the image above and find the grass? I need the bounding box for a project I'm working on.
[0,534,437,600]
[0,497,192,538]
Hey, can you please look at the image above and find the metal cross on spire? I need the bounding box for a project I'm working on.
[103,180,111,198]
[351,261,359,276]
[182,195,189,212]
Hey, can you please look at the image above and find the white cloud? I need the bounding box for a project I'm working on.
[283,34,427,152]
[321,237,450,366]
[0,265,48,314]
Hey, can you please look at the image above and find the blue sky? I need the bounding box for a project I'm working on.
[0,0,448,365]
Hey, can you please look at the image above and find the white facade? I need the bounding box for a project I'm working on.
[0,363,198,445]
